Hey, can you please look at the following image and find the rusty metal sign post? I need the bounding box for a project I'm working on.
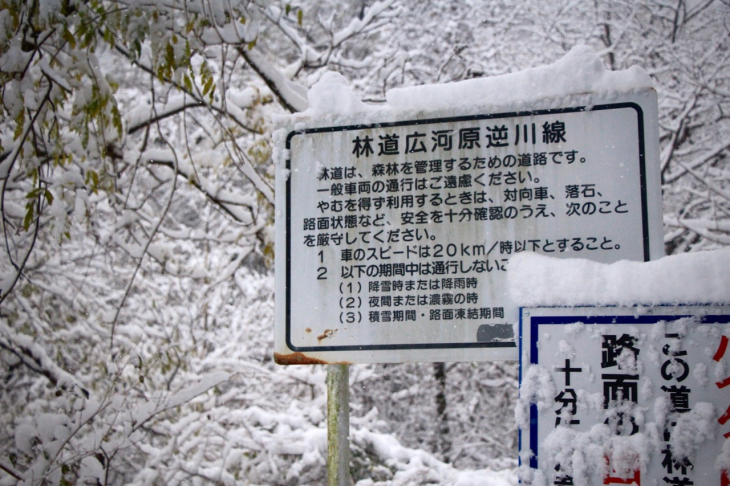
[327,364,351,486]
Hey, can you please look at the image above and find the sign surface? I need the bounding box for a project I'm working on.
[519,306,730,485]
[275,91,662,364]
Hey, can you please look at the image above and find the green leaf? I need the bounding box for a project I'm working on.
[85,30,94,49]
[202,76,214,96]
[26,188,42,199]
[86,170,100,194]
[112,105,123,137]
[62,27,76,49]
[297,9,303,26]
[285,4,291,15]
[23,202,34,231]
[166,42,175,66]
[13,109,24,140]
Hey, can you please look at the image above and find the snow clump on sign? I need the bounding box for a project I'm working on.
[386,45,653,112]
[306,71,370,115]
[508,248,730,307]
[299,45,652,121]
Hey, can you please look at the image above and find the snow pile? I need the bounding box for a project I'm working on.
[508,249,730,306]
[537,424,651,485]
[353,428,517,486]
[516,365,654,484]
[387,46,652,111]
[718,440,730,472]
[302,45,652,118]
[514,365,555,429]
[670,402,717,459]
[307,71,370,115]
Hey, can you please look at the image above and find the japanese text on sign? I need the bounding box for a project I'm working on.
[520,306,730,485]
[275,94,661,364]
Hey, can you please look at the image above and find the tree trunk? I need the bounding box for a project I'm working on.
[433,362,451,462]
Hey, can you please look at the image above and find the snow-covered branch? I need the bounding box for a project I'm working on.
[238,48,308,113]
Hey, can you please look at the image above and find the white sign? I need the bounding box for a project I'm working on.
[275,91,662,364]
[519,306,730,485]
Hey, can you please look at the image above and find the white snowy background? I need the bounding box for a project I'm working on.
[0,1,728,484]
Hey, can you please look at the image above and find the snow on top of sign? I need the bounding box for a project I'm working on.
[306,71,370,115]
[301,45,653,118]
[719,441,730,471]
[508,248,730,307]
[386,46,653,112]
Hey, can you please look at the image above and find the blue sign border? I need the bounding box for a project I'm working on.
[518,308,730,472]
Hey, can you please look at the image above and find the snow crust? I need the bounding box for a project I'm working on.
[508,248,730,307]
